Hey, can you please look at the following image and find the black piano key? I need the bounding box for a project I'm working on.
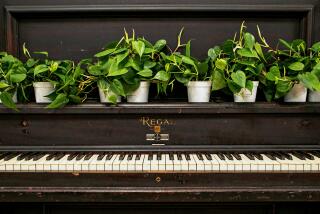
[244,153,255,160]
[157,153,161,161]
[67,153,78,161]
[185,154,191,161]
[53,152,66,161]
[204,153,212,160]
[310,151,320,158]
[119,153,126,161]
[264,153,277,161]
[252,152,263,160]
[17,152,33,161]
[196,153,204,161]
[177,153,183,161]
[290,151,305,160]
[3,153,19,161]
[25,152,40,161]
[148,153,153,161]
[0,152,11,160]
[135,153,141,160]
[75,153,86,161]
[106,153,113,160]
[33,153,46,161]
[84,153,94,160]
[223,152,233,160]
[299,151,314,160]
[216,152,226,160]
[46,152,59,161]
[97,152,106,161]
[169,153,174,161]
[127,153,133,161]
[273,152,286,160]
[231,152,241,160]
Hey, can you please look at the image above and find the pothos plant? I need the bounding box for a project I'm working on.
[209,22,269,95]
[263,39,314,100]
[23,44,92,108]
[89,30,168,103]
[0,52,27,110]
[160,28,209,88]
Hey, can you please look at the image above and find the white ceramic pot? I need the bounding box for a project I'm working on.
[234,81,259,103]
[187,81,212,103]
[127,81,150,103]
[98,88,121,103]
[308,90,320,102]
[284,83,307,102]
[0,91,17,103]
[33,82,55,103]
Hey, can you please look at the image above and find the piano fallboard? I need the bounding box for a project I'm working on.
[0,103,319,150]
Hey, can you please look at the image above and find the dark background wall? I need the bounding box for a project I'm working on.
[0,0,319,62]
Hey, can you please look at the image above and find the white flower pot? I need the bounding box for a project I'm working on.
[98,88,121,103]
[0,91,17,103]
[33,82,55,103]
[284,83,307,102]
[234,81,259,103]
[127,81,150,103]
[187,81,212,103]
[308,90,320,102]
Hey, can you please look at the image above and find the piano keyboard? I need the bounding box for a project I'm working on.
[1,151,320,173]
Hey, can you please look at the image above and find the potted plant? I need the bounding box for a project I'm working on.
[306,41,320,102]
[161,29,211,102]
[0,52,27,110]
[209,22,269,102]
[23,44,57,103]
[93,30,167,103]
[263,39,312,102]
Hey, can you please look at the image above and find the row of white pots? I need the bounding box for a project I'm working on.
[4,81,320,104]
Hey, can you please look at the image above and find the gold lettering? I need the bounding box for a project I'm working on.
[150,119,156,126]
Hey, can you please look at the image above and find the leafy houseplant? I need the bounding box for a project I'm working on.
[306,42,320,102]
[0,52,27,110]
[92,30,167,103]
[263,39,313,102]
[161,29,211,102]
[209,22,269,102]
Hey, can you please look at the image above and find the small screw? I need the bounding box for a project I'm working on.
[21,120,28,127]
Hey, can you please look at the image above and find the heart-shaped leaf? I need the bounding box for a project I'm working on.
[132,41,145,57]
[10,73,26,83]
[288,62,304,71]
[244,32,255,50]
[231,70,246,88]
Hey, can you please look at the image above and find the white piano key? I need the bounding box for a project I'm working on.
[135,155,144,171]
[105,155,117,171]
[173,154,182,171]
[119,154,129,171]
[158,154,166,171]
[260,154,281,171]
[192,154,204,171]
[211,154,228,172]
[127,154,136,171]
[112,154,121,171]
[201,154,212,171]
[208,154,220,171]
[165,154,174,171]
[150,154,159,171]
[143,154,151,172]
[187,154,197,171]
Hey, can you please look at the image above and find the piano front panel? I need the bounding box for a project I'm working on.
[0,104,320,148]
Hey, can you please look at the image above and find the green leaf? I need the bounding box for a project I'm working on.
[34,64,49,76]
[254,42,266,62]
[26,58,37,67]
[137,68,153,77]
[246,80,253,91]
[185,40,191,57]
[227,79,242,94]
[181,56,196,68]
[132,41,145,57]
[49,62,59,72]
[0,91,17,111]
[46,93,69,109]
[266,66,281,81]
[107,67,128,77]
[88,65,102,76]
[211,69,226,91]
[110,79,125,97]
[244,32,255,50]
[153,70,170,82]
[10,73,26,83]
[116,51,129,64]
[0,82,9,89]
[94,48,115,57]
[208,46,221,61]
[215,59,227,70]
[279,39,293,50]
[33,51,48,57]
[275,80,292,99]
[311,42,320,52]
[298,73,320,91]
[231,70,246,88]
[153,40,166,52]
[237,48,259,58]
[288,62,304,71]
[143,61,156,69]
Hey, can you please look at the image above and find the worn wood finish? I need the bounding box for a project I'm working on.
[0,104,319,149]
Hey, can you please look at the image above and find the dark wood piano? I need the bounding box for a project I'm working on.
[1,0,320,213]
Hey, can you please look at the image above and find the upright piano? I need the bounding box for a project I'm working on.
[2,0,320,213]
[0,103,320,213]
